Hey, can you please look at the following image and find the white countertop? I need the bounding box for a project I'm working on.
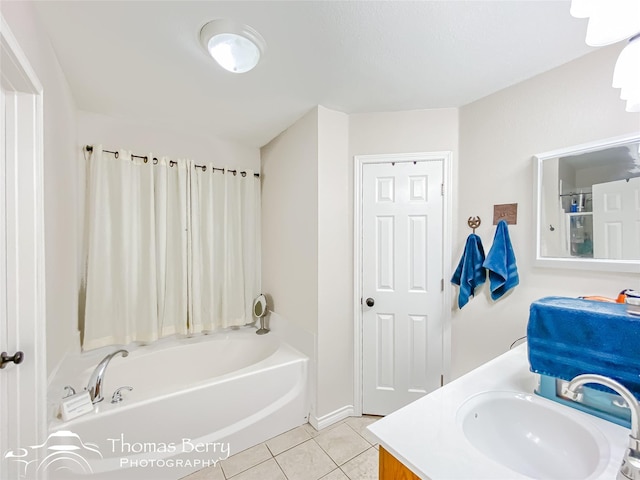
[367,344,629,480]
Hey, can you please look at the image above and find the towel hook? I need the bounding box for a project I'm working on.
[467,216,481,233]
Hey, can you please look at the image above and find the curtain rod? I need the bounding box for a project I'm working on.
[84,145,260,178]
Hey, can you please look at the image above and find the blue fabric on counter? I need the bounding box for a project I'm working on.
[528,296,640,399]
[451,234,486,308]
[483,219,519,300]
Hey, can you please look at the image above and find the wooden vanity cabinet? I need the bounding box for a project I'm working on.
[379,446,421,479]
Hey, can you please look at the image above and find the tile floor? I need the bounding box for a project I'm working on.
[182,416,382,480]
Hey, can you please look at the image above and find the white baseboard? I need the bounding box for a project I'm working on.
[310,405,355,431]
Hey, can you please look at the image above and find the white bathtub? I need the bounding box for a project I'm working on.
[47,329,309,479]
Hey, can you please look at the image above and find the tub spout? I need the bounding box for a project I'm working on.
[86,349,128,404]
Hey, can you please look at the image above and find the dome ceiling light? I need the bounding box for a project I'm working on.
[200,19,266,74]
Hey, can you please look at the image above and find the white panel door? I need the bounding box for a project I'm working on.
[593,177,640,260]
[0,84,10,479]
[362,160,444,415]
[1,22,46,477]
[0,82,23,480]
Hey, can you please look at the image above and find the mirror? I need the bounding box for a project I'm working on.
[253,294,267,318]
[534,133,640,273]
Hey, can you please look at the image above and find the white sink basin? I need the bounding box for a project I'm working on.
[457,391,610,479]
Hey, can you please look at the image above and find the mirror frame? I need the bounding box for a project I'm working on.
[533,132,640,273]
[253,294,267,318]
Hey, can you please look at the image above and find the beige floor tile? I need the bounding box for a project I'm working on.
[320,468,350,480]
[265,425,311,456]
[314,423,371,466]
[340,447,379,480]
[302,419,344,438]
[275,439,336,480]
[229,458,286,480]
[302,422,321,438]
[220,443,272,478]
[344,416,382,446]
[180,464,225,480]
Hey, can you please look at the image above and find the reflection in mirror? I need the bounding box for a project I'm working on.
[535,133,640,272]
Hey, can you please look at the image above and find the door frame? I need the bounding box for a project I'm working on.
[353,152,453,416]
[1,13,47,460]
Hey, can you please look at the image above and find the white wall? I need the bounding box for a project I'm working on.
[1,2,79,377]
[317,106,351,418]
[261,108,319,335]
[261,106,354,424]
[454,44,640,379]
[349,108,460,157]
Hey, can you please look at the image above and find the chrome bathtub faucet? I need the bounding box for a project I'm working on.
[564,374,640,480]
[86,349,129,404]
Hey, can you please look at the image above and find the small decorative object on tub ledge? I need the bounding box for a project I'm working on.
[253,293,269,335]
[60,390,94,422]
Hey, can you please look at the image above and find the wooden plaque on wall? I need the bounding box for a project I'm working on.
[493,203,517,225]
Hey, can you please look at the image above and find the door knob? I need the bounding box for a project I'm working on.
[365,298,375,307]
[0,351,24,369]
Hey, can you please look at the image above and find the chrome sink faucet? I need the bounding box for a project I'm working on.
[86,349,128,404]
[564,374,640,480]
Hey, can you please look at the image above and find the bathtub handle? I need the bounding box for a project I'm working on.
[63,385,76,398]
[111,386,133,404]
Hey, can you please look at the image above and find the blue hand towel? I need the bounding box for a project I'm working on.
[483,220,519,300]
[451,234,486,308]
[528,297,640,399]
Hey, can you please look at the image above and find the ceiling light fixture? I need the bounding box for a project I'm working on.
[200,19,266,74]
[570,0,640,112]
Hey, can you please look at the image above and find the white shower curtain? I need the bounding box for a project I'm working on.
[82,146,260,350]
[189,164,261,332]
[153,157,190,337]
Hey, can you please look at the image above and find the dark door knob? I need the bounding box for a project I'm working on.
[0,351,24,369]
[365,298,375,307]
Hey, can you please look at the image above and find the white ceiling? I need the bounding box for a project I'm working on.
[34,1,594,148]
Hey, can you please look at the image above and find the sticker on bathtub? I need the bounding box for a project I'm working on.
[2,430,103,479]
